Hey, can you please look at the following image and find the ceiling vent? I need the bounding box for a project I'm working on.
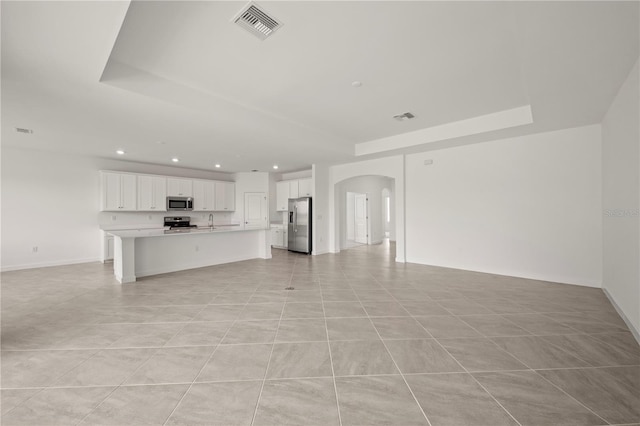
[233,2,282,41]
[393,112,416,122]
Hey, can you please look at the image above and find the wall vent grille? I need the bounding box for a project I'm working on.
[233,3,282,40]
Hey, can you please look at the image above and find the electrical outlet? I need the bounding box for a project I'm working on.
[148,215,152,220]
[111,215,117,221]
[32,246,38,253]
[195,245,199,252]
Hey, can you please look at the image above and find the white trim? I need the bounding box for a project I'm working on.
[355,105,533,156]
[603,288,640,345]
[1,257,102,272]
[404,257,602,289]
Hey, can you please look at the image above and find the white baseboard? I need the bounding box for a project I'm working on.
[404,257,602,289]
[602,288,640,345]
[1,257,102,272]
[313,250,329,255]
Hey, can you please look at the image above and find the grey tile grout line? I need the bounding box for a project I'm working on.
[3,325,635,352]
[6,365,640,392]
[156,277,266,426]
[318,268,344,426]
[247,258,295,426]
[373,280,525,426]
[71,301,216,426]
[405,292,632,425]
[445,314,613,426]
[350,282,434,426]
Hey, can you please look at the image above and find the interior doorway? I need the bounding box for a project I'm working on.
[244,192,267,229]
[346,191,368,248]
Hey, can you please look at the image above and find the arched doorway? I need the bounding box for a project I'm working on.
[334,175,395,252]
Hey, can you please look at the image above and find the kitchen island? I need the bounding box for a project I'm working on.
[106,226,271,283]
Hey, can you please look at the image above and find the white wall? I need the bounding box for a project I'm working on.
[346,192,355,241]
[405,124,603,287]
[602,60,640,337]
[312,163,330,255]
[329,156,405,261]
[1,147,232,271]
[381,187,396,241]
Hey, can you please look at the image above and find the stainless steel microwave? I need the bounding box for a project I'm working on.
[166,196,193,211]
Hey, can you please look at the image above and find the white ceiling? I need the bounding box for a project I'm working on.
[2,1,638,173]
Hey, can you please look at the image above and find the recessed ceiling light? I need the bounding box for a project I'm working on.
[351,81,363,88]
[215,164,221,168]
[171,158,179,162]
[116,150,125,155]
[273,165,279,170]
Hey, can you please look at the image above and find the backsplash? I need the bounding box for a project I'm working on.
[98,211,235,228]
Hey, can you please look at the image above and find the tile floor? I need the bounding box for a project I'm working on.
[1,241,639,425]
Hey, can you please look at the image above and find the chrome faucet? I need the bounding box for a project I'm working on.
[208,213,214,229]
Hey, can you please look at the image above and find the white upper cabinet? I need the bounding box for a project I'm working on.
[276,181,289,211]
[214,181,235,211]
[101,171,235,213]
[276,178,313,211]
[137,175,167,211]
[298,178,313,197]
[167,178,193,197]
[193,180,216,211]
[101,172,137,211]
[289,180,299,199]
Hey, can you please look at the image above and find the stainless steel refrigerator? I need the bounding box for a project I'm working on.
[288,197,312,254]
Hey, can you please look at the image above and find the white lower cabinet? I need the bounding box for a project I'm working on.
[271,227,283,247]
[271,225,288,249]
[103,234,114,262]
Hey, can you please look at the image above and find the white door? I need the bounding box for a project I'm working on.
[245,192,267,229]
[354,193,368,244]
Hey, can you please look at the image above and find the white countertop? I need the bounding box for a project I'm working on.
[107,225,267,239]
